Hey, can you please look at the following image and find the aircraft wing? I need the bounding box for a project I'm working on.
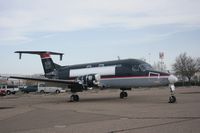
[8,76,77,85]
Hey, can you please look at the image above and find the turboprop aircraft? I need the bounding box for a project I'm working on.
[7,51,178,103]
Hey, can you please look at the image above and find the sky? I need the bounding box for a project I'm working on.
[0,0,200,75]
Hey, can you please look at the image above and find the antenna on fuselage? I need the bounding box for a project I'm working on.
[117,56,120,60]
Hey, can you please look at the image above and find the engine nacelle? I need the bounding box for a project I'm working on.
[76,74,100,88]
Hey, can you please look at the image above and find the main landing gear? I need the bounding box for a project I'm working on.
[168,84,176,103]
[120,91,128,99]
[70,94,79,102]
[120,88,130,99]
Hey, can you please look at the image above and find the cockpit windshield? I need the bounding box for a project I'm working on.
[139,63,153,71]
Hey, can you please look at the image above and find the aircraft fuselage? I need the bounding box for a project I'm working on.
[56,59,170,88]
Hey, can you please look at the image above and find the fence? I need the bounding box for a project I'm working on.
[175,81,200,86]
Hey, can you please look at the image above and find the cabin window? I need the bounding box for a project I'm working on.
[116,64,122,67]
[132,65,139,72]
[86,65,92,68]
[98,64,104,67]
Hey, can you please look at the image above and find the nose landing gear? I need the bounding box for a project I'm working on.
[169,95,176,103]
[168,84,176,103]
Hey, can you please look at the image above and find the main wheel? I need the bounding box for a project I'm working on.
[120,92,128,99]
[124,92,128,97]
[169,96,176,103]
[74,95,79,102]
[70,95,79,102]
[120,92,125,99]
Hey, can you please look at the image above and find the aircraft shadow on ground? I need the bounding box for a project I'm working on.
[65,95,167,104]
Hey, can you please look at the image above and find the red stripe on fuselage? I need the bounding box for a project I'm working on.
[40,53,51,59]
[68,75,170,80]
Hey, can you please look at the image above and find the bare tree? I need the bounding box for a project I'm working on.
[197,57,200,71]
[173,53,199,82]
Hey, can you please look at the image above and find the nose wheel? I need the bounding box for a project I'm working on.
[169,95,176,103]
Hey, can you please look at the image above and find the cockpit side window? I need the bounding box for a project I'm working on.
[139,63,153,71]
[132,64,140,72]
[139,64,145,71]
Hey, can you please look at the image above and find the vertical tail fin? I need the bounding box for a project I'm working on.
[15,51,64,78]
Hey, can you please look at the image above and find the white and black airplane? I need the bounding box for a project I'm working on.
[7,51,178,103]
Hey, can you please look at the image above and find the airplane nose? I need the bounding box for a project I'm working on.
[168,75,178,84]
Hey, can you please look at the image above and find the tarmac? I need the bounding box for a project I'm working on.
[0,86,200,133]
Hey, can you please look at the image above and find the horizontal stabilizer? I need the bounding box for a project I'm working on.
[15,51,64,60]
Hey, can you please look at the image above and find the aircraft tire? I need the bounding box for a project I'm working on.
[75,95,79,102]
[124,92,128,97]
[70,95,79,102]
[120,92,128,99]
[120,92,125,99]
[169,96,176,103]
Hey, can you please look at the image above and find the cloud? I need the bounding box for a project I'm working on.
[0,0,200,44]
